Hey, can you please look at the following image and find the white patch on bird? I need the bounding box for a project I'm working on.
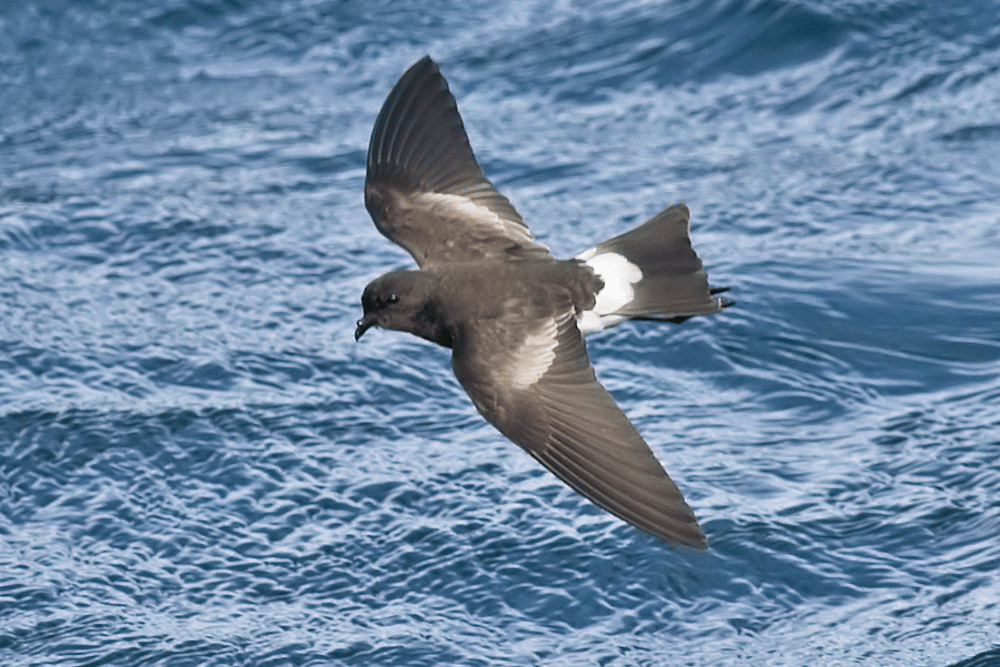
[577,311,624,335]
[575,249,643,334]
[414,192,532,242]
[504,316,561,390]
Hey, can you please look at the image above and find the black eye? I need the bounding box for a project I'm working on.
[387,294,399,304]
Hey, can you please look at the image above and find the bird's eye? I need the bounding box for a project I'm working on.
[387,294,399,304]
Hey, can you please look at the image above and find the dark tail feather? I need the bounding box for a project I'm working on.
[577,203,732,327]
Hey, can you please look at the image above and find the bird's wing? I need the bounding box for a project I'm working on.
[450,295,706,548]
[365,56,550,267]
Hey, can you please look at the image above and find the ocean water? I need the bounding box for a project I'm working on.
[2,0,999,665]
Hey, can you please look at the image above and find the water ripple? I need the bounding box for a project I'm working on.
[2,0,1000,665]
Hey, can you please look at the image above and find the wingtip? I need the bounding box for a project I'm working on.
[407,54,439,78]
[636,508,709,549]
[686,529,710,550]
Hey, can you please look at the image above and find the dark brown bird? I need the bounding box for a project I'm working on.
[356,56,731,548]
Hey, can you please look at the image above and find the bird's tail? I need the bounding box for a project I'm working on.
[575,203,732,335]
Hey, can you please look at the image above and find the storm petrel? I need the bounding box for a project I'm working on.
[355,56,730,548]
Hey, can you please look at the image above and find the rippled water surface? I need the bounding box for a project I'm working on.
[2,1,1000,665]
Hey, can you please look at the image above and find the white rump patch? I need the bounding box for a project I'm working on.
[503,315,562,390]
[575,249,643,335]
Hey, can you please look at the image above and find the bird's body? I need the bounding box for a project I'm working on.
[356,56,731,548]
[362,259,600,345]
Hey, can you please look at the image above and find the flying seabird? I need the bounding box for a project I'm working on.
[355,56,731,548]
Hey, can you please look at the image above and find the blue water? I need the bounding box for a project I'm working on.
[2,1,999,665]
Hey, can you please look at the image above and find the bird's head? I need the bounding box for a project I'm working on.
[355,270,450,346]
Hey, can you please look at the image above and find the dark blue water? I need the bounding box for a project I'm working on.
[2,1,999,665]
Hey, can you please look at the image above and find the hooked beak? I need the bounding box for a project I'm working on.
[354,313,378,341]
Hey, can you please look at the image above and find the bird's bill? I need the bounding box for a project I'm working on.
[354,314,378,341]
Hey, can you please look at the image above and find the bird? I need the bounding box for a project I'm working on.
[355,56,731,548]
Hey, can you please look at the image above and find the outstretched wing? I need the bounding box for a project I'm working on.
[365,56,550,267]
[450,297,706,548]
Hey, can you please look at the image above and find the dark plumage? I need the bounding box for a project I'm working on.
[356,56,731,548]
